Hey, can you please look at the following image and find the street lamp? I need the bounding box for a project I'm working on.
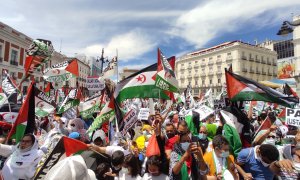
[277,20,300,36]
[96,48,109,73]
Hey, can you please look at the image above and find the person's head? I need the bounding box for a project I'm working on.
[92,130,106,146]
[146,155,162,176]
[95,162,110,179]
[263,132,276,146]
[206,114,215,124]
[259,111,267,121]
[123,154,140,177]
[111,150,125,170]
[0,136,6,144]
[198,125,208,140]
[257,144,279,166]
[165,123,176,139]
[19,133,35,150]
[177,120,191,151]
[212,135,230,158]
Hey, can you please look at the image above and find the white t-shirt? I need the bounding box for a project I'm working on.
[142,173,170,180]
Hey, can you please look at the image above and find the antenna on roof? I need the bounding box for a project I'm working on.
[59,38,62,53]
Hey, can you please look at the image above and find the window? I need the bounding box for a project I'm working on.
[202,59,205,62]
[209,57,213,60]
[189,62,191,65]
[202,68,205,72]
[202,80,205,84]
[10,49,18,64]
[195,69,198,73]
[210,79,212,84]
[218,79,221,83]
[217,55,221,58]
[227,52,231,56]
[181,64,185,66]
[189,71,191,74]
[0,44,3,59]
[195,61,198,64]
[218,66,221,71]
[195,80,198,85]
[188,82,191,85]
[181,80,184,84]
[209,67,213,71]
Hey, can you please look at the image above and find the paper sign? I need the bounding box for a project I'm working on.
[194,105,214,120]
[138,108,150,120]
[86,77,105,91]
[286,108,300,127]
[121,109,138,136]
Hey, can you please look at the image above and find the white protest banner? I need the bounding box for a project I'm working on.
[194,105,214,120]
[121,109,138,136]
[138,108,150,120]
[286,108,300,127]
[86,76,105,91]
[213,98,226,110]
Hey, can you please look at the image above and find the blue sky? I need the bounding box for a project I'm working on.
[1,0,299,72]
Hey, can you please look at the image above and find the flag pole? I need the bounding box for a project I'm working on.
[116,49,119,83]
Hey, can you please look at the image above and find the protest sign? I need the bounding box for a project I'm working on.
[286,108,300,127]
[121,109,138,136]
[138,108,150,120]
[86,76,105,91]
[194,105,214,120]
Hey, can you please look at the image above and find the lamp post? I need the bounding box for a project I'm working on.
[96,48,109,73]
[277,20,300,36]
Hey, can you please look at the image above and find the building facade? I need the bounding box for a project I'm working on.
[119,67,140,80]
[0,21,45,94]
[176,41,277,96]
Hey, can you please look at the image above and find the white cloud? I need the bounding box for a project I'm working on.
[170,0,300,48]
[83,29,157,61]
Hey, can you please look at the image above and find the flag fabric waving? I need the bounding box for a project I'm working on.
[79,92,102,119]
[25,39,54,77]
[87,96,115,133]
[1,71,18,104]
[43,59,79,83]
[99,57,118,80]
[34,136,89,179]
[7,82,36,143]
[225,69,297,108]
[283,83,299,101]
[155,49,178,92]
[35,87,56,117]
[44,82,55,100]
[56,88,80,114]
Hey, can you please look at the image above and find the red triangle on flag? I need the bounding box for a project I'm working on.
[63,136,88,157]
[225,70,247,99]
[65,59,79,76]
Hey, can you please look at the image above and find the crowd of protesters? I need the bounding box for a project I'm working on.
[0,97,300,180]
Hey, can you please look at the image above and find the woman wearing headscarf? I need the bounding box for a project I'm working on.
[0,134,43,180]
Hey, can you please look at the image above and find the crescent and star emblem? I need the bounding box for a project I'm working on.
[51,69,60,75]
[136,74,146,83]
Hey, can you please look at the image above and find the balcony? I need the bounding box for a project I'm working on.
[208,72,214,76]
[255,58,260,63]
[241,56,247,60]
[188,65,192,69]
[249,57,254,62]
[261,60,266,64]
[201,62,206,67]
[226,56,233,62]
[262,71,266,75]
[216,71,222,75]
[256,69,260,74]
[267,61,271,65]
[194,63,199,68]
[194,74,199,78]
[194,84,199,88]
[208,61,214,65]
[200,73,206,77]
[180,67,185,71]
[10,61,18,66]
[249,69,254,73]
[268,72,272,76]
[216,83,222,87]
[187,74,192,78]
[216,58,222,64]
[180,76,185,80]
[242,68,247,72]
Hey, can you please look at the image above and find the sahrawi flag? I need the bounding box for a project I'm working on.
[99,57,117,80]
[1,71,18,104]
[25,39,54,77]
[43,59,79,83]
[57,88,80,114]
[7,82,35,143]
[225,69,298,108]
[155,48,178,92]
[0,92,7,106]
[34,136,88,179]
[44,82,55,100]
[35,87,56,117]
[220,110,243,158]
[87,96,115,133]
[79,92,102,119]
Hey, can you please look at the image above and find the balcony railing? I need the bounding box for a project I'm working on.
[194,64,199,68]
[208,72,214,76]
[188,65,192,69]
[180,76,185,80]
[216,59,222,64]
[268,72,272,76]
[249,57,254,62]
[261,60,266,64]
[208,61,214,65]
[256,70,260,74]
[242,68,247,72]
[226,56,233,61]
[201,63,206,67]
[255,58,260,63]
[216,71,222,75]
[194,74,199,78]
[267,61,271,65]
[262,71,266,75]
[249,69,254,73]
[241,56,247,60]
[200,73,206,77]
[187,74,192,78]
